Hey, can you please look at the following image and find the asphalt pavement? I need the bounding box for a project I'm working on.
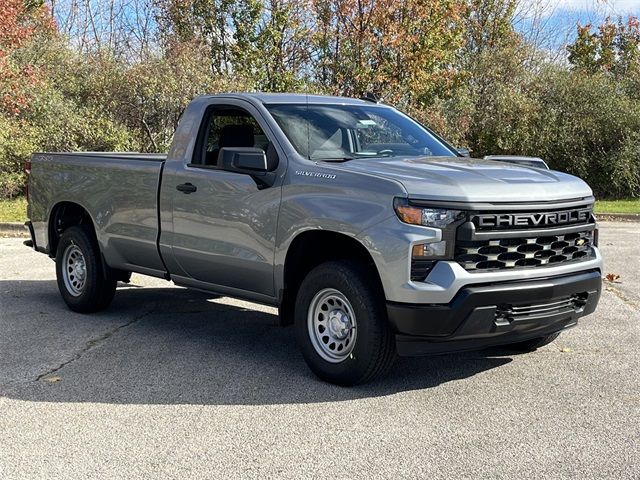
[0,222,638,479]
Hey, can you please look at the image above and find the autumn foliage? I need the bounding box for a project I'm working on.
[0,0,639,199]
[0,0,53,115]
[0,0,41,49]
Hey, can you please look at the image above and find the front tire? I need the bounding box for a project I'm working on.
[295,260,395,385]
[55,225,116,313]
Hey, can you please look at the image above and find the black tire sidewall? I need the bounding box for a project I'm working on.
[294,260,393,385]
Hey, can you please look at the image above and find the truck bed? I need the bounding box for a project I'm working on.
[28,152,167,277]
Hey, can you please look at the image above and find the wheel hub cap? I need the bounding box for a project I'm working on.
[307,288,357,363]
[328,310,351,339]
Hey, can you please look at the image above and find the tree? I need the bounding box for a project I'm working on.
[568,17,640,76]
[465,0,518,56]
[157,0,239,75]
[157,0,313,90]
[0,0,54,114]
[51,0,160,61]
[247,0,313,91]
[311,0,465,106]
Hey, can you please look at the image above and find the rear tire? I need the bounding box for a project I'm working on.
[55,225,117,313]
[507,332,561,352]
[295,260,395,386]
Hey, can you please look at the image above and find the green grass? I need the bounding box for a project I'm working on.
[0,197,27,223]
[595,199,640,214]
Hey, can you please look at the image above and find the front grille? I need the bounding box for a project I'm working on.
[456,230,595,272]
[495,294,588,325]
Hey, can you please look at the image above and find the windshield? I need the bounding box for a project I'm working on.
[265,103,456,161]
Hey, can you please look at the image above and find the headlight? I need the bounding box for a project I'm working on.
[393,198,463,228]
[394,198,467,281]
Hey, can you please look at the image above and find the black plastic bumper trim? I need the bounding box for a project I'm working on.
[387,270,601,356]
[24,221,37,251]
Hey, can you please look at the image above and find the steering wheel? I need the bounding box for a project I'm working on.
[377,149,394,157]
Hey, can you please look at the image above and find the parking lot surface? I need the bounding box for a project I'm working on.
[0,222,638,479]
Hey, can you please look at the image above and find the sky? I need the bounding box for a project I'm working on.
[555,0,640,13]
[514,0,640,52]
[546,0,640,25]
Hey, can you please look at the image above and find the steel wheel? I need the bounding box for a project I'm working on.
[295,260,396,385]
[307,288,357,363]
[62,243,87,296]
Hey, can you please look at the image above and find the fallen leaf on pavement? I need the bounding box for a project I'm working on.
[605,273,621,283]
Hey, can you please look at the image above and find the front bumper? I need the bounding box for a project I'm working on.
[388,270,601,356]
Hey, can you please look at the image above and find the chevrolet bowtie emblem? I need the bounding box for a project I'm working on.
[576,238,586,246]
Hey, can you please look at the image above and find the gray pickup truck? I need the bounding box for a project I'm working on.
[26,93,602,385]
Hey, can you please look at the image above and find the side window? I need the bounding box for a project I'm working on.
[192,107,269,166]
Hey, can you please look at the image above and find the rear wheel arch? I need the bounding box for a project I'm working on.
[48,201,97,258]
[279,230,385,325]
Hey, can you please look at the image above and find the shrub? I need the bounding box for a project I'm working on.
[530,70,640,198]
[434,65,640,198]
[0,117,37,197]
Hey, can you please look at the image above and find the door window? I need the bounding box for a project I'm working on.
[192,107,269,166]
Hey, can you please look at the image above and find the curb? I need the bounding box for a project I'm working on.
[597,213,640,222]
[0,222,29,237]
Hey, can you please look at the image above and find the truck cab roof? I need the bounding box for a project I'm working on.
[199,92,376,105]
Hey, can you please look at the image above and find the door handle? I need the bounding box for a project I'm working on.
[176,182,197,194]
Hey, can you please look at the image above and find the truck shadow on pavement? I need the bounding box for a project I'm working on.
[1,280,514,405]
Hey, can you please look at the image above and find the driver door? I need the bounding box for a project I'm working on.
[165,102,282,298]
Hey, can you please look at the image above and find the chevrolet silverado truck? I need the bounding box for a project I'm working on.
[25,93,602,385]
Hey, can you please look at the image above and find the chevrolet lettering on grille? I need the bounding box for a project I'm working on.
[473,208,592,228]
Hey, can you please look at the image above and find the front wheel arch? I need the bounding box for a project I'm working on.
[279,230,385,326]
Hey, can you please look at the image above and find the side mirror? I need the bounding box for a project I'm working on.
[218,147,268,175]
[457,147,471,157]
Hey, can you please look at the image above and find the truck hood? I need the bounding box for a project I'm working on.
[340,156,593,203]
